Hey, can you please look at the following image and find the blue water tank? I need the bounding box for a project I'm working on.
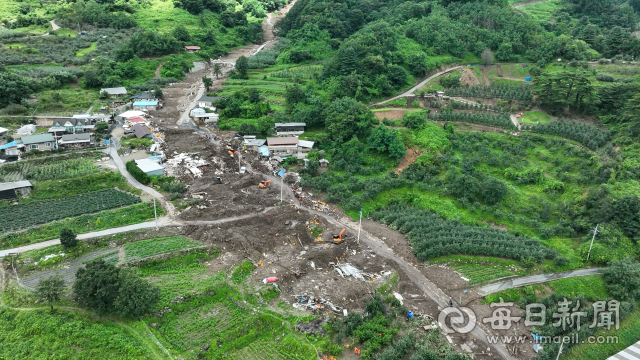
[82,31,86,35]
[407,311,414,319]
[526,77,531,82]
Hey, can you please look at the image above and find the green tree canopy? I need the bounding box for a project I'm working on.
[60,228,78,249]
[36,275,65,312]
[368,125,406,160]
[603,258,640,301]
[73,259,122,315]
[324,97,374,143]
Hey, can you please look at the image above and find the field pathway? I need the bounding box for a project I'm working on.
[477,268,602,295]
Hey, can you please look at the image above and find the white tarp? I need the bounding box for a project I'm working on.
[119,110,146,118]
[0,127,9,134]
[16,124,36,135]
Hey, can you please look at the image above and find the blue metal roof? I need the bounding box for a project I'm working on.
[258,145,269,157]
[133,101,159,106]
[0,141,18,150]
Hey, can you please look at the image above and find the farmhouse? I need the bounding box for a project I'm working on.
[190,108,219,123]
[49,118,95,138]
[298,140,315,154]
[197,96,220,108]
[0,180,33,200]
[129,92,156,102]
[243,138,266,151]
[132,124,153,139]
[21,134,55,151]
[267,137,299,155]
[59,133,94,149]
[275,122,306,136]
[133,100,159,111]
[100,87,127,98]
[184,46,201,53]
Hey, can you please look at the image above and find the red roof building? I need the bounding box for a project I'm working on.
[184,46,201,53]
[127,117,146,123]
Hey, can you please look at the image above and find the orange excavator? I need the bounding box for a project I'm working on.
[259,180,272,188]
[332,229,346,244]
[228,150,240,156]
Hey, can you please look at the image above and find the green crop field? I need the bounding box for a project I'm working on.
[0,202,161,249]
[519,110,551,124]
[124,236,202,261]
[432,256,527,284]
[75,42,97,57]
[0,308,157,360]
[0,189,141,234]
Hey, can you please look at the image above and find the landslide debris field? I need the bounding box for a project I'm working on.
[115,116,523,359]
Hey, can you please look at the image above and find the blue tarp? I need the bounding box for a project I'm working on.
[0,141,18,150]
[278,169,285,177]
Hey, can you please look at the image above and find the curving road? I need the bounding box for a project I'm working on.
[374,66,464,105]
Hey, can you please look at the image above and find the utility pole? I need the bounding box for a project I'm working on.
[586,224,599,261]
[280,175,283,203]
[357,210,362,245]
[555,340,565,360]
[153,197,158,230]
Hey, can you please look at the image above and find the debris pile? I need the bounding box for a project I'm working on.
[165,152,210,178]
[295,317,329,336]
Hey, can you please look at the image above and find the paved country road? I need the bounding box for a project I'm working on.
[477,268,602,295]
[374,66,464,106]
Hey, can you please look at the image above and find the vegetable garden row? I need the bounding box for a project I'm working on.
[371,205,557,262]
[429,112,515,130]
[444,83,533,101]
[1,158,99,181]
[0,189,141,234]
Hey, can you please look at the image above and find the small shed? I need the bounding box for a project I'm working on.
[0,127,9,136]
[0,141,24,156]
[133,100,158,111]
[135,158,164,176]
[184,46,201,53]
[100,87,127,97]
[319,159,329,167]
[0,180,33,200]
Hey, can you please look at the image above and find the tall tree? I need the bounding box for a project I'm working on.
[202,76,213,92]
[73,259,122,315]
[213,63,222,79]
[36,276,65,312]
[235,56,249,78]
